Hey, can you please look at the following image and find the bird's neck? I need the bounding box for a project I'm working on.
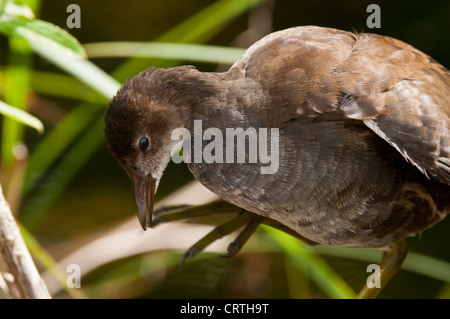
[162,67,233,128]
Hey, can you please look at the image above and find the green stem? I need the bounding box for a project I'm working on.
[1,37,32,169]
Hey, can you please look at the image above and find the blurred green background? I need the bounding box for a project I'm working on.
[0,0,449,299]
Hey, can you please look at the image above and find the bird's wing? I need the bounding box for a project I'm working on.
[231,27,449,183]
[321,33,450,184]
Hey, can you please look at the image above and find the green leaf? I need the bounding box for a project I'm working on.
[263,226,356,299]
[0,0,9,17]
[84,42,246,65]
[1,36,32,167]
[0,18,85,58]
[1,0,34,19]
[30,41,120,99]
[0,99,43,133]
[113,0,264,82]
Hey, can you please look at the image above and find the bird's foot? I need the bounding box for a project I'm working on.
[356,240,408,299]
[149,201,262,265]
[181,211,261,266]
[150,200,317,266]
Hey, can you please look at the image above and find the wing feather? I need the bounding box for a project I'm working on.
[326,33,450,184]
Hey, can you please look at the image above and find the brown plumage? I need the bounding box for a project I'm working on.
[105,26,449,251]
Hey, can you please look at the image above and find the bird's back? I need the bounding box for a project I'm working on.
[229,26,450,183]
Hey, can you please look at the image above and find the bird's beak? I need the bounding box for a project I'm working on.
[132,173,156,230]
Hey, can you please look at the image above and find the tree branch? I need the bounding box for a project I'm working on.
[0,183,51,299]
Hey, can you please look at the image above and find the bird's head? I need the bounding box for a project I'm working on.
[104,67,195,229]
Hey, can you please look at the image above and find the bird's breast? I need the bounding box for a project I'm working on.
[184,118,418,247]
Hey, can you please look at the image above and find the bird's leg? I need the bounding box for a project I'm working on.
[356,240,408,299]
[151,201,263,264]
[150,201,243,227]
[221,216,262,258]
[151,200,318,265]
[181,211,258,265]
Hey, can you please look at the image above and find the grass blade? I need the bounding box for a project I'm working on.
[1,37,32,168]
[22,115,105,226]
[28,70,106,103]
[30,42,120,99]
[262,225,356,299]
[0,99,43,133]
[0,68,107,103]
[113,0,264,81]
[84,42,245,65]
[313,245,450,283]
[22,103,102,194]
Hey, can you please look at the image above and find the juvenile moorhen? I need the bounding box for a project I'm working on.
[104,26,449,298]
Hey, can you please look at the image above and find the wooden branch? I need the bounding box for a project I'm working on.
[0,183,51,299]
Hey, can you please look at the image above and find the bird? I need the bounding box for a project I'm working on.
[104,26,449,298]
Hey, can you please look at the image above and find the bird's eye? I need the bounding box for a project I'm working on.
[138,137,149,151]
